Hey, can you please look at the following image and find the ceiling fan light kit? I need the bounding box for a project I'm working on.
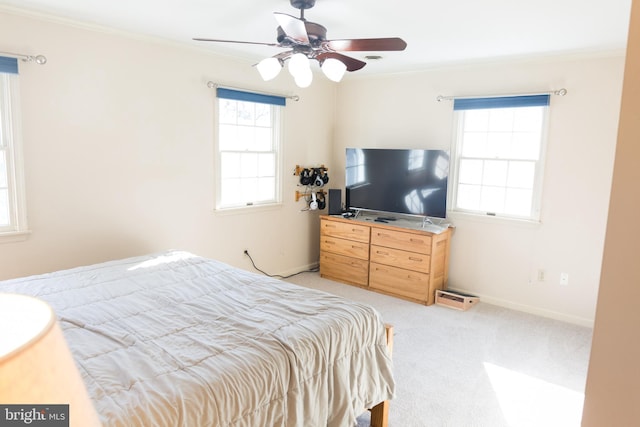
[194,0,407,88]
[256,57,283,81]
[288,52,310,75]
[320,57,347,82]
[289,53,313,87]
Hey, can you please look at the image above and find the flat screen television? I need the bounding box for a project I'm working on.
[345,148,449,219]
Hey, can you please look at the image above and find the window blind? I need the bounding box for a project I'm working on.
[0,56,18,75]
[216,88,286,106]
[453,94,550,111]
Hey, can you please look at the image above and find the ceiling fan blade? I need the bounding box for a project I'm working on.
[324,37,407,52]
[274,12,309,44]
[316,52,366,72]
[193,38,279,47]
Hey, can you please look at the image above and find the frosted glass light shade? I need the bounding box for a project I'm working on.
[288,53,310,78]
[294,67,313,88]
[321,58,347,82]
[256,57,282,81]
[0,293,101,427]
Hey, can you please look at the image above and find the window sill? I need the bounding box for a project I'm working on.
[213,203,284,217]
[448,211,542,229]
[0,230,31,244]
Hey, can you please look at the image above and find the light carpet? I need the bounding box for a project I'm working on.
[285,272,593,427]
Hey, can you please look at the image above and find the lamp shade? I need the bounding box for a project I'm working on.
[293,67,313,88]
[256,57,282,81]
[0,293,101,427]
[288,53,310,77]
[321,58,347,82]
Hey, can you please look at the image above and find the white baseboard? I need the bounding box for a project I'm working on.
[278,262,319,278]
[448,288,595,328]
[288,269,595,328]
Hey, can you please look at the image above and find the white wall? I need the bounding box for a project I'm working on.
[0,9,336,279]
[334,55,625,325]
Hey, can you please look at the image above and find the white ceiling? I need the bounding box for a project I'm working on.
[0,0,633,75]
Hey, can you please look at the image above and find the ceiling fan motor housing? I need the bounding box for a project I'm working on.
[290,0,316,10]
[277,21,327,47]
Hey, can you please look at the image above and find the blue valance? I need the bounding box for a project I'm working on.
[0,56,19,74]
[453,94,550,110]
[216,87,286,106]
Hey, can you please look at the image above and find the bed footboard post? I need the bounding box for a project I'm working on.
[370,400,390,427]
[383,323,394,355]
[370,324,393,427]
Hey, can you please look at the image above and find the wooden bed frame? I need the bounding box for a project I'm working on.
[370,324,394,427]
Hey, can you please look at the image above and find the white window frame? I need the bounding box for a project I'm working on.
[214,90,284,212]
[0,72,29,240]
[449,95,550,222]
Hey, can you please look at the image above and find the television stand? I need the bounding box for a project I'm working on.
[319,214,452,305]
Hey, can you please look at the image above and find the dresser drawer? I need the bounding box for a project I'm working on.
[320,252,369,286]
[370,245,430,273]
[369,262,429,301]
[371,227,431,254]
[320,235,370,260]
[321,219,370,243]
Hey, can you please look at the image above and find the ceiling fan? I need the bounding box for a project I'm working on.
[193,0,407,86]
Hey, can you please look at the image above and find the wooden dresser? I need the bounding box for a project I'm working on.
[319,215,452,305]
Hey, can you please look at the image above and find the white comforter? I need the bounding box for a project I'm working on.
[1,251,394,427]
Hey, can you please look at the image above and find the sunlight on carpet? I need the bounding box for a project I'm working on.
[288,272,593,427]
[484,362,584,427]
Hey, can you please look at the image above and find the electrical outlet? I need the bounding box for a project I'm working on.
[537,269,545,282]
[560,273,569,285]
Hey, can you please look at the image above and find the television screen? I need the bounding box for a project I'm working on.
[345,148,449,218]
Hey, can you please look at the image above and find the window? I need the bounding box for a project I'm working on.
[0,56,28,237]
[215,88,284,210]
[450,95,550,221]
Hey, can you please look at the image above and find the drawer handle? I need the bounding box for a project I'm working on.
[324,240,335,245]
[352,228,363,233]
[409,257,422,262]
[410,238,424,244]
[325,224,336,228]
[376,251,389,256]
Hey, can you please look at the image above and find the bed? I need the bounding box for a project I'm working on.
[0,250,395,427]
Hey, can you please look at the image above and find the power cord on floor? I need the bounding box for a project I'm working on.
[243,249,319,279]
